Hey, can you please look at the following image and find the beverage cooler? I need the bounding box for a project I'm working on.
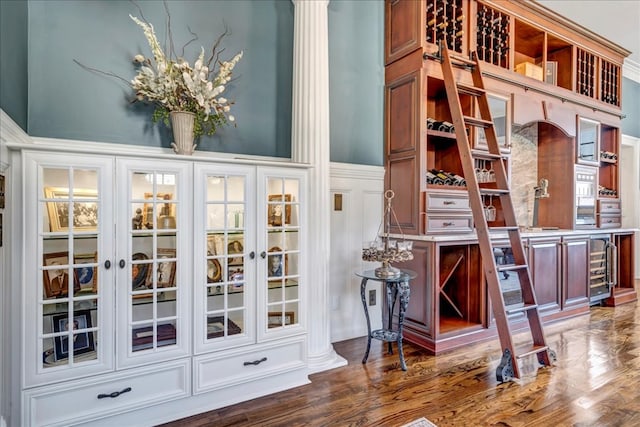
[589,235,617,305]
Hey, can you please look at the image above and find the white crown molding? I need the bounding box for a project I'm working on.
[330,162,385,181]
[0,109,31,146]
[623,59,640,84]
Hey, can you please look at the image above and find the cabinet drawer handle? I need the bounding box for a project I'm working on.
[443,222,455,227]
[443,200,456,205]
[104,260,111,269]
[97,387,132,399]
[244,357,267,366]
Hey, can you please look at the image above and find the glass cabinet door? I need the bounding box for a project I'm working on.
[260,169,305,338]
[116,159,191,367]
[475,93,511,153]
[577,117,600,165]
[24,152,114,386]
[194,164,255,353]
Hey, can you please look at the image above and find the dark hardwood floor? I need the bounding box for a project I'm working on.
[162,286,640,427]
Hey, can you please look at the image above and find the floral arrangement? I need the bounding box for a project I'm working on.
[129,14,243,138]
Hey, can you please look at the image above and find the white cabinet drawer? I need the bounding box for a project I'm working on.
[194,337,306,394]
[426,192,470,211]
[425,215,474,233]
[24,359,190,427]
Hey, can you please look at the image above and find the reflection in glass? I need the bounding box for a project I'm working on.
[206,204,225,229]
[132,236,153,260]
[227,311,243,336]
[208,293,225,311]
[74,299,97,317]
[73,236,97,257]
[132,253,152,291]
[131,322,176,351]
[578,118,600,163]
[228,285,244,309]
[72,169,98,194]
[206,175,225,202]
[227,176,245,201]
[227,204,244,229]
[43,168,70,190]
[207,314,242,339]
[74,262,97,295]
[133,302,154,322]
[286,253,299,276]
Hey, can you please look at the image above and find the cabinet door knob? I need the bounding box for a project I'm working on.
[249,251,256,260]
[104,260,111,269]
[119,259,126,269]
[260,251,267,259]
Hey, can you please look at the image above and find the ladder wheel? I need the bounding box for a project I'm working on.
[496,348,514,382]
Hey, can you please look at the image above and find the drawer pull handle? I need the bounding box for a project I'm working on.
[443,201,456,205]
[244,357,267,366]
[97,387,132,399]
[443,222,455,227]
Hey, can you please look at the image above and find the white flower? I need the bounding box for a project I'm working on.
[129,14,242,137]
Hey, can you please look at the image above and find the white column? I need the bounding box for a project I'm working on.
[291,0,346,372]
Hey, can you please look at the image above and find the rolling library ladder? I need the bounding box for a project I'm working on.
[436,44,556,381]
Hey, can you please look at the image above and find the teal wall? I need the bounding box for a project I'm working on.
[621,77,640,138]
[328,0,384,166]
[8,0,384,165]
[0,0,28,131]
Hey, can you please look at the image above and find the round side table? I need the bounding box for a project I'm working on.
[356,269,416,371]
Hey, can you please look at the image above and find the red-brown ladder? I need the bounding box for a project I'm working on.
[436,44,555,381]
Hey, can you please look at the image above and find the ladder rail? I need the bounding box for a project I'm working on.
[438,45,553,381]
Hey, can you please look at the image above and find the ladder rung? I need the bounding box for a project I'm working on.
[464,116,493,128]
[457,83,485,97]
[497,264,527,272]
[505,303,538,315]
[479,188,509,196]
[471,150,502,161]
[449,54,476,66]
[489,226,520,232]
[515,345,549,360]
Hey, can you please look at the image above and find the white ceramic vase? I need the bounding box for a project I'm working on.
[170,111,197,155]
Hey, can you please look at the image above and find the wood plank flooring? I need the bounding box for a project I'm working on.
[162,289,640,427]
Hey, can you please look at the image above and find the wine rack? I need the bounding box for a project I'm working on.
[425,0,464,53]
[600,58,620,106]
[577,48,596,98]
[476,3,509,68]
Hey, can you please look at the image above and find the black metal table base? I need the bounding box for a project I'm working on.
[359,271,413,371]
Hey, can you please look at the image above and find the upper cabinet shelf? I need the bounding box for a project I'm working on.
[385,0,629,109]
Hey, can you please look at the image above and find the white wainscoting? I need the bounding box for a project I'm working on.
[329,162,385,343]
[621,135,640,277]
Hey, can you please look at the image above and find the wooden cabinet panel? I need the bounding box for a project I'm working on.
[562,236,590,310]
[528,237,561,315]
[401,243,433,339]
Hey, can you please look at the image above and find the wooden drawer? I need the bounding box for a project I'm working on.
[193,337,306,394]
[425,191,470,212]
[599,214,621,229]
[425,214,474,234]
[598,199,621,214]
[24,359,190,427]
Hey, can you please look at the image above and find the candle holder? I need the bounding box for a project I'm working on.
[362,190,414,278]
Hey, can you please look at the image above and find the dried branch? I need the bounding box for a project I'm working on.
[73,59,134,100]
[181,26,199,59]
[206,23,230,71]
[163,0,176,61]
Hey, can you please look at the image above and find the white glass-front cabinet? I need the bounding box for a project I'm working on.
[24,153,191,382]
[24,152,115,387]
[192,165,307,395]
[116,158,191,368]
[18,148,307,425]
[193,165,306,352]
